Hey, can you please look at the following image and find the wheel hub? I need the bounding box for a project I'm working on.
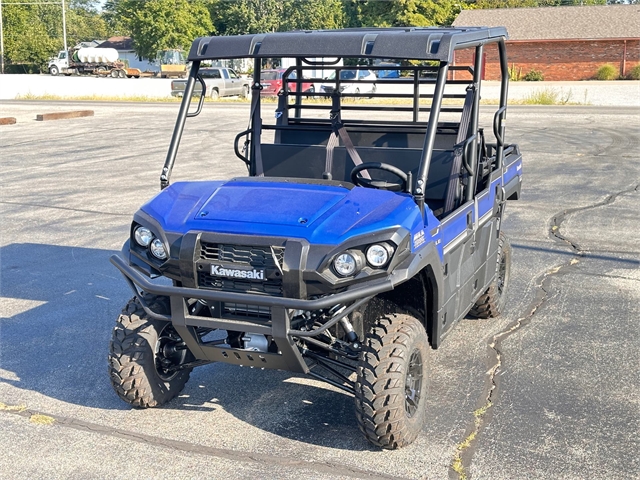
[405,349,423,417]
[155,326,187,381]
[497,254,507,295]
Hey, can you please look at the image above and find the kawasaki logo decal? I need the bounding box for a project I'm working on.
[211,265,265,280]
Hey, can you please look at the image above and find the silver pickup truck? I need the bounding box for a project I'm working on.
[171,67,250,99]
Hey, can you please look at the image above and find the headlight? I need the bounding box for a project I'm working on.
[333,252,358,277]
[366,244,393,268]
[150,238,168,260]
[134,226,153,247]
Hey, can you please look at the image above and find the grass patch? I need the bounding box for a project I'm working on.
[15,92,182,102]
[29,413,55,425]
[517,87,587,105]
[14,89,590,106]
[451,456,467,479]
[450,400,494,480]
[0,402,27,412]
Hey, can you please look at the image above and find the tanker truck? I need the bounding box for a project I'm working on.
[48,47,142,78]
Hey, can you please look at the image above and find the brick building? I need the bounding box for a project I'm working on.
[452,5,640,81]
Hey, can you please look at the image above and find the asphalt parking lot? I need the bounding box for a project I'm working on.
[0,101,639,479]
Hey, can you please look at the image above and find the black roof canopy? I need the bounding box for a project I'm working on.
[187,27,508,63]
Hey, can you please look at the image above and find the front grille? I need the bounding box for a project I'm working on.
[223,303,271,320]
[200,243,284,269]
[198,242,284,304]
[198,272,284,297]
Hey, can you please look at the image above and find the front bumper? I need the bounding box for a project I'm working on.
[111,253,394,373]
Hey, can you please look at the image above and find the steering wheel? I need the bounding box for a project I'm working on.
[350,162,408,192]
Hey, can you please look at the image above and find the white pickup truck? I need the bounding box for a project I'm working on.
[170,67,250,99]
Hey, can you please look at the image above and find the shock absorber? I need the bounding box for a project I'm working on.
[339,317,358,343]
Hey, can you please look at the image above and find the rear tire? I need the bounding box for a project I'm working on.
[354,312,430,449]
[210,88,219,100]
[108,295,193,408]
[469,231,512,318]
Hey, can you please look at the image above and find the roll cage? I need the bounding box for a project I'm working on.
[162,27,510,216]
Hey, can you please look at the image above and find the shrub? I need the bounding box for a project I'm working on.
[523,69,544,81]
[595,64,618,81]
[628,64,640,80]
[508,63,522,81]
[5,63,41,74]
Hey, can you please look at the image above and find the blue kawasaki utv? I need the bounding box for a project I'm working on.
[109,27,522,449]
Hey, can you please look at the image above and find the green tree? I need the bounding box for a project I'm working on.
[350,0,468,28]
[2,4,60,70]
[102,0,131,36]
[115,0,213,59]
[472,0,606,7]
[213,0,283,34]
[283,0,346,30]
[2,0,111,71]
[65,0,110,46]
[212,0,345,35]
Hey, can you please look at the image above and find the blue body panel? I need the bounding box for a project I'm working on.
[141,179,428,246]
[140,154,521,257]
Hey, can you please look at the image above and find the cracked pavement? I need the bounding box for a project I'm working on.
[0,102,638,479]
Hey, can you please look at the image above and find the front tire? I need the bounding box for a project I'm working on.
[469,231,512,318]
[49,65,59,76]
[354,312,430,449]
[108,296,193,408]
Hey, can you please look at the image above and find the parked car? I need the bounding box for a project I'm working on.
[171,67,249,99]
[260,69,314,95]
[320,69,377,95]
[376,62,401,79]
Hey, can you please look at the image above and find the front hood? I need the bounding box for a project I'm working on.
[196,180,344,227]
[141,178,424,245]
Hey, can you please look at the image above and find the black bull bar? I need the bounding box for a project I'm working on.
[110,254,393,374]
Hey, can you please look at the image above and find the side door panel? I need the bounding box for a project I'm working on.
[437,185,499,341]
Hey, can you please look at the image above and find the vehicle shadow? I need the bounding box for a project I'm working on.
[0,243,130,410]
[176,363,375,450]
[0,243,374,450]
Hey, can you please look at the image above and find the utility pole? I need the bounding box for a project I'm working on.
[61,0,67,52]
[0,0,5,74]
